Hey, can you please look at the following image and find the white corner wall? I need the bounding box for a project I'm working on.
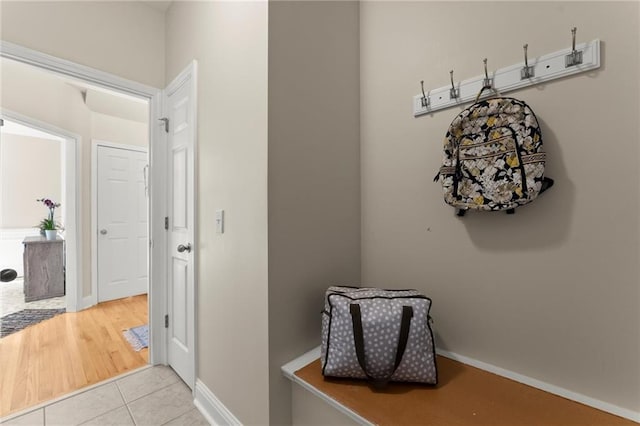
[360,1,640,414]
[165,2,270,424]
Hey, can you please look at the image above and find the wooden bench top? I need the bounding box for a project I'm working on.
[293,356,636,426]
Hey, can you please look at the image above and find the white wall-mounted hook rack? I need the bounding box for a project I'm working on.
[413,39,600,117]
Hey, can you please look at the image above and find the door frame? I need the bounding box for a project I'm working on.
[0,41,169,366]
[91,140,149,305]
[0,108,80,313]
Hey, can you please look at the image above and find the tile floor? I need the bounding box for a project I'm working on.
[1,366,209,426]
[0,280,65,317]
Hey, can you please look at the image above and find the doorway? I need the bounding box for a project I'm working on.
[0,112,80,314]
[0,119,68,326]
[0,43,161,344]
[0,50,158,416]
[1,39,197,409]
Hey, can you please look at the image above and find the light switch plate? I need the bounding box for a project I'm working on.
[215,209,224,234]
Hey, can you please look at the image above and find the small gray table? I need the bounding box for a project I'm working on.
[23,236,65,302]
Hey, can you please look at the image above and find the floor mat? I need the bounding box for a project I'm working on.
[123,324,149,351]
[0,308,66,338]
[1,280,66,317]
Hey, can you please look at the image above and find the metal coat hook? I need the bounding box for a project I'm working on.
[565,27,583,67]
[449,70,459,99]
[482,58,493,88]
[521,44,535,79]
[420,80,429,108]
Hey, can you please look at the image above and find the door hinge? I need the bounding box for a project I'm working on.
[159,117,169,133]
[164,216,169,230]
[164,314,169,328]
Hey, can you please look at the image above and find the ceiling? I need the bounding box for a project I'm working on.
[83,87,149,123]
[48,71,149,123]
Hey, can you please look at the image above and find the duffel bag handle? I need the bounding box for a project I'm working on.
[349,303,413,387]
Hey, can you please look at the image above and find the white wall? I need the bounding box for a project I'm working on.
[0,133,62,228]
[360,1,640,413]
[91,112,148,148]
[165,2,270,424]
[0,1,165,88]
[268,2,360,424]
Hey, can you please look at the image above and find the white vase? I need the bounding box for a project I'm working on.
[45,230,57,241]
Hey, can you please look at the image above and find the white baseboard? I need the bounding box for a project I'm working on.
[81,294,97,311]
[436,348,640,423]
[194,379,242,426]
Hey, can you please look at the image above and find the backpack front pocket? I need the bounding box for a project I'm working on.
[455,127,527,207]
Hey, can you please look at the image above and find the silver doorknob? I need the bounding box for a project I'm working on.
[100,229,107,235]
[177,243,192,253]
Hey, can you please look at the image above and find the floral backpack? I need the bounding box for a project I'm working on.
[435,92,554,216]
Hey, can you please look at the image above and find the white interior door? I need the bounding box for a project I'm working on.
[97,145,148,302]
[165,63,196,388]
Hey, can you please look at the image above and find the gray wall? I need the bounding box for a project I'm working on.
[360,1,640,413]
[268,1,361,424]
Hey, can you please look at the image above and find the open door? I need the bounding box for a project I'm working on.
[162,62,197,389]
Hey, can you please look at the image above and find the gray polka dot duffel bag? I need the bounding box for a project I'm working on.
[321,286,437,386]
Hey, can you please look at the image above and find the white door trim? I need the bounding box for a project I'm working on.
[0,41,156,98]
[0,108,81,313]
[164,60,198,389]
[0,41,168,366]
[91,140,149,307]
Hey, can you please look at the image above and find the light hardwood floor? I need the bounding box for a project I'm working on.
[0,295,148,417]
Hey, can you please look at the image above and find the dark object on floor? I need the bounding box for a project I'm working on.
[1,268,17,282]
[1,308,66,338]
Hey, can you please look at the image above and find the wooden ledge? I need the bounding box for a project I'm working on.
[283,349,636,426]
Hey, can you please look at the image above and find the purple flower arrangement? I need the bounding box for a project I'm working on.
[37,198,61,231]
